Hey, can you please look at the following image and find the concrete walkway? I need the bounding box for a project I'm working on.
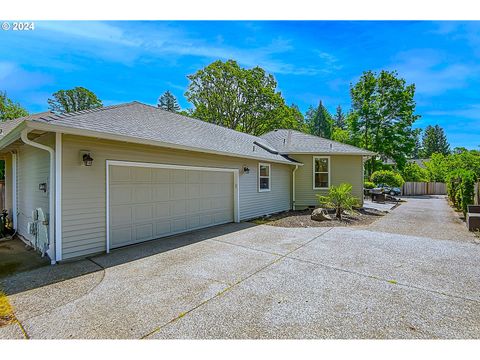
[1,197,479,339]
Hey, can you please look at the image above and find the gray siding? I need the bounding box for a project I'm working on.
[16,134,54,244]
[291,154,364,208]
[61,135,292,259]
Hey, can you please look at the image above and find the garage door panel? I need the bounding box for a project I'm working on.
[153,168,170,183]
[134,223,153,242]
[134,204,154,222]
[111,166,131,182]
[170,169,186,184]
[134,186,153,203]
[111,205,132,226]
[187,170,202,184]
[153,184,170,201]
[112,227,132,246]
[155,202,170,217]
[186,198,200,214]
[187,215,200,229]
[170,200,187,216]
[155,220,171,236]
[110,165,234,249]
[172,218,187,232]
[171,183,187,200]
[132,167,152,183]
[110,185,132,205]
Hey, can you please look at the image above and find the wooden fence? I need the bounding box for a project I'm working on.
[475,182,480,205]
[401,182,447,196]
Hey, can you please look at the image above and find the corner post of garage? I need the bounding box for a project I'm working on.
[55,132,62,262]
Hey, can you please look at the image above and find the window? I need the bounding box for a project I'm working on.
[313,156,330,189]
[258,163,271,192]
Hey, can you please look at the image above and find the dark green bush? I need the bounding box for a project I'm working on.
[446,169,476,215]
[370,170,405,187]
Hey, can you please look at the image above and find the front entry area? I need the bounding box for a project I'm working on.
[107,161,238,249]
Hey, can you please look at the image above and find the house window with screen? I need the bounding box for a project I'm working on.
[258,163,271,192]
[313,156,329,189]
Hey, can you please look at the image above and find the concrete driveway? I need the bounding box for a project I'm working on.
[1,196,479,339]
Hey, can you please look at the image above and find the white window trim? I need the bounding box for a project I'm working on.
[313,156,331,190]
[258,162,271,192]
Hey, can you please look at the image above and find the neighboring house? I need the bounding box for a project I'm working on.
[407,158,429,169]
[0,102,374,263]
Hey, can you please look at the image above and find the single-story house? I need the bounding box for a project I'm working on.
[0,102,374,264]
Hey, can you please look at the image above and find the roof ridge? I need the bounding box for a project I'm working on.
[135,101,276,144]
[38,101,139,122]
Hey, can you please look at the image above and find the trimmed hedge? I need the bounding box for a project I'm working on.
[370,170,405,188]
[446,169,476,215]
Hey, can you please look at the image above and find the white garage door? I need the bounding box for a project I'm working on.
[108,163,235,249]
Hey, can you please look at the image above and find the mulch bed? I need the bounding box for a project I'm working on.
[252,208,386,228]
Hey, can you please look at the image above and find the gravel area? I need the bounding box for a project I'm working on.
[253,208,387,228]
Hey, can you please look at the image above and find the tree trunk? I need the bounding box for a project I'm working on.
[336,206,342,220]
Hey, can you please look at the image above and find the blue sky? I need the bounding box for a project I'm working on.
[0,21,479,149]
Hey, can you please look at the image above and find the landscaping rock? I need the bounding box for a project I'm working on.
[311,208,332,222]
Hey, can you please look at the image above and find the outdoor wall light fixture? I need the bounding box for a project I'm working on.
[39,183,47,192]
[243,166,250,174]
[81,151,94,166]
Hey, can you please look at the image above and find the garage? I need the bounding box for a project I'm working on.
[107,161,239,249]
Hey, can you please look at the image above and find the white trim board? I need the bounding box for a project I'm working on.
[312,155,331,190]
[55,133,62,261]
[105,160,240,253]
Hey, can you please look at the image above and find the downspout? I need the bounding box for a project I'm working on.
[11,152,17,231]
[20,129,56,265]
[292,165,298,211]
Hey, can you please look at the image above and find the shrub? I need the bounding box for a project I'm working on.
[364,181,375,189]
[370,170,405,187]
[446,169,476,215]
[317,183,360,220]
[401,162,429,182]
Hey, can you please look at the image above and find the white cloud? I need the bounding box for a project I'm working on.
[37,21,338,76]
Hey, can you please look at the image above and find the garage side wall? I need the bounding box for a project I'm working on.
[61,135,292,259]
[292,154,364,208]
[17,133,54,244]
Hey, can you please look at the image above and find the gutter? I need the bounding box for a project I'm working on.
[292,165,298,211]
[20,128,56,265]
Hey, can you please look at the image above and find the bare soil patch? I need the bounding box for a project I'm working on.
[252,208,386,228]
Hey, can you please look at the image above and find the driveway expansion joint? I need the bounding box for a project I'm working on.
[140,228,334,339]
[284,254,480,304]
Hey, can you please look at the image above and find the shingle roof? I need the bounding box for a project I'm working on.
[28,102,295,164]
[260,129,375,156]
[0,111,54,136]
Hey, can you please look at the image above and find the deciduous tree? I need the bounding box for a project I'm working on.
[48,87,102,114]
[185,60,300,136]
[0,91,28,121]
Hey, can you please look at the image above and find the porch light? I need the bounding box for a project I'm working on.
[82,153,94,166]
[243,166,250,174]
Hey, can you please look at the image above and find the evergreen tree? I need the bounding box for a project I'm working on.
[333,105,346,129]
[421,125,450,157]
[411,129,423,158]
[158,90,181,113]
[305,100,333,139]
